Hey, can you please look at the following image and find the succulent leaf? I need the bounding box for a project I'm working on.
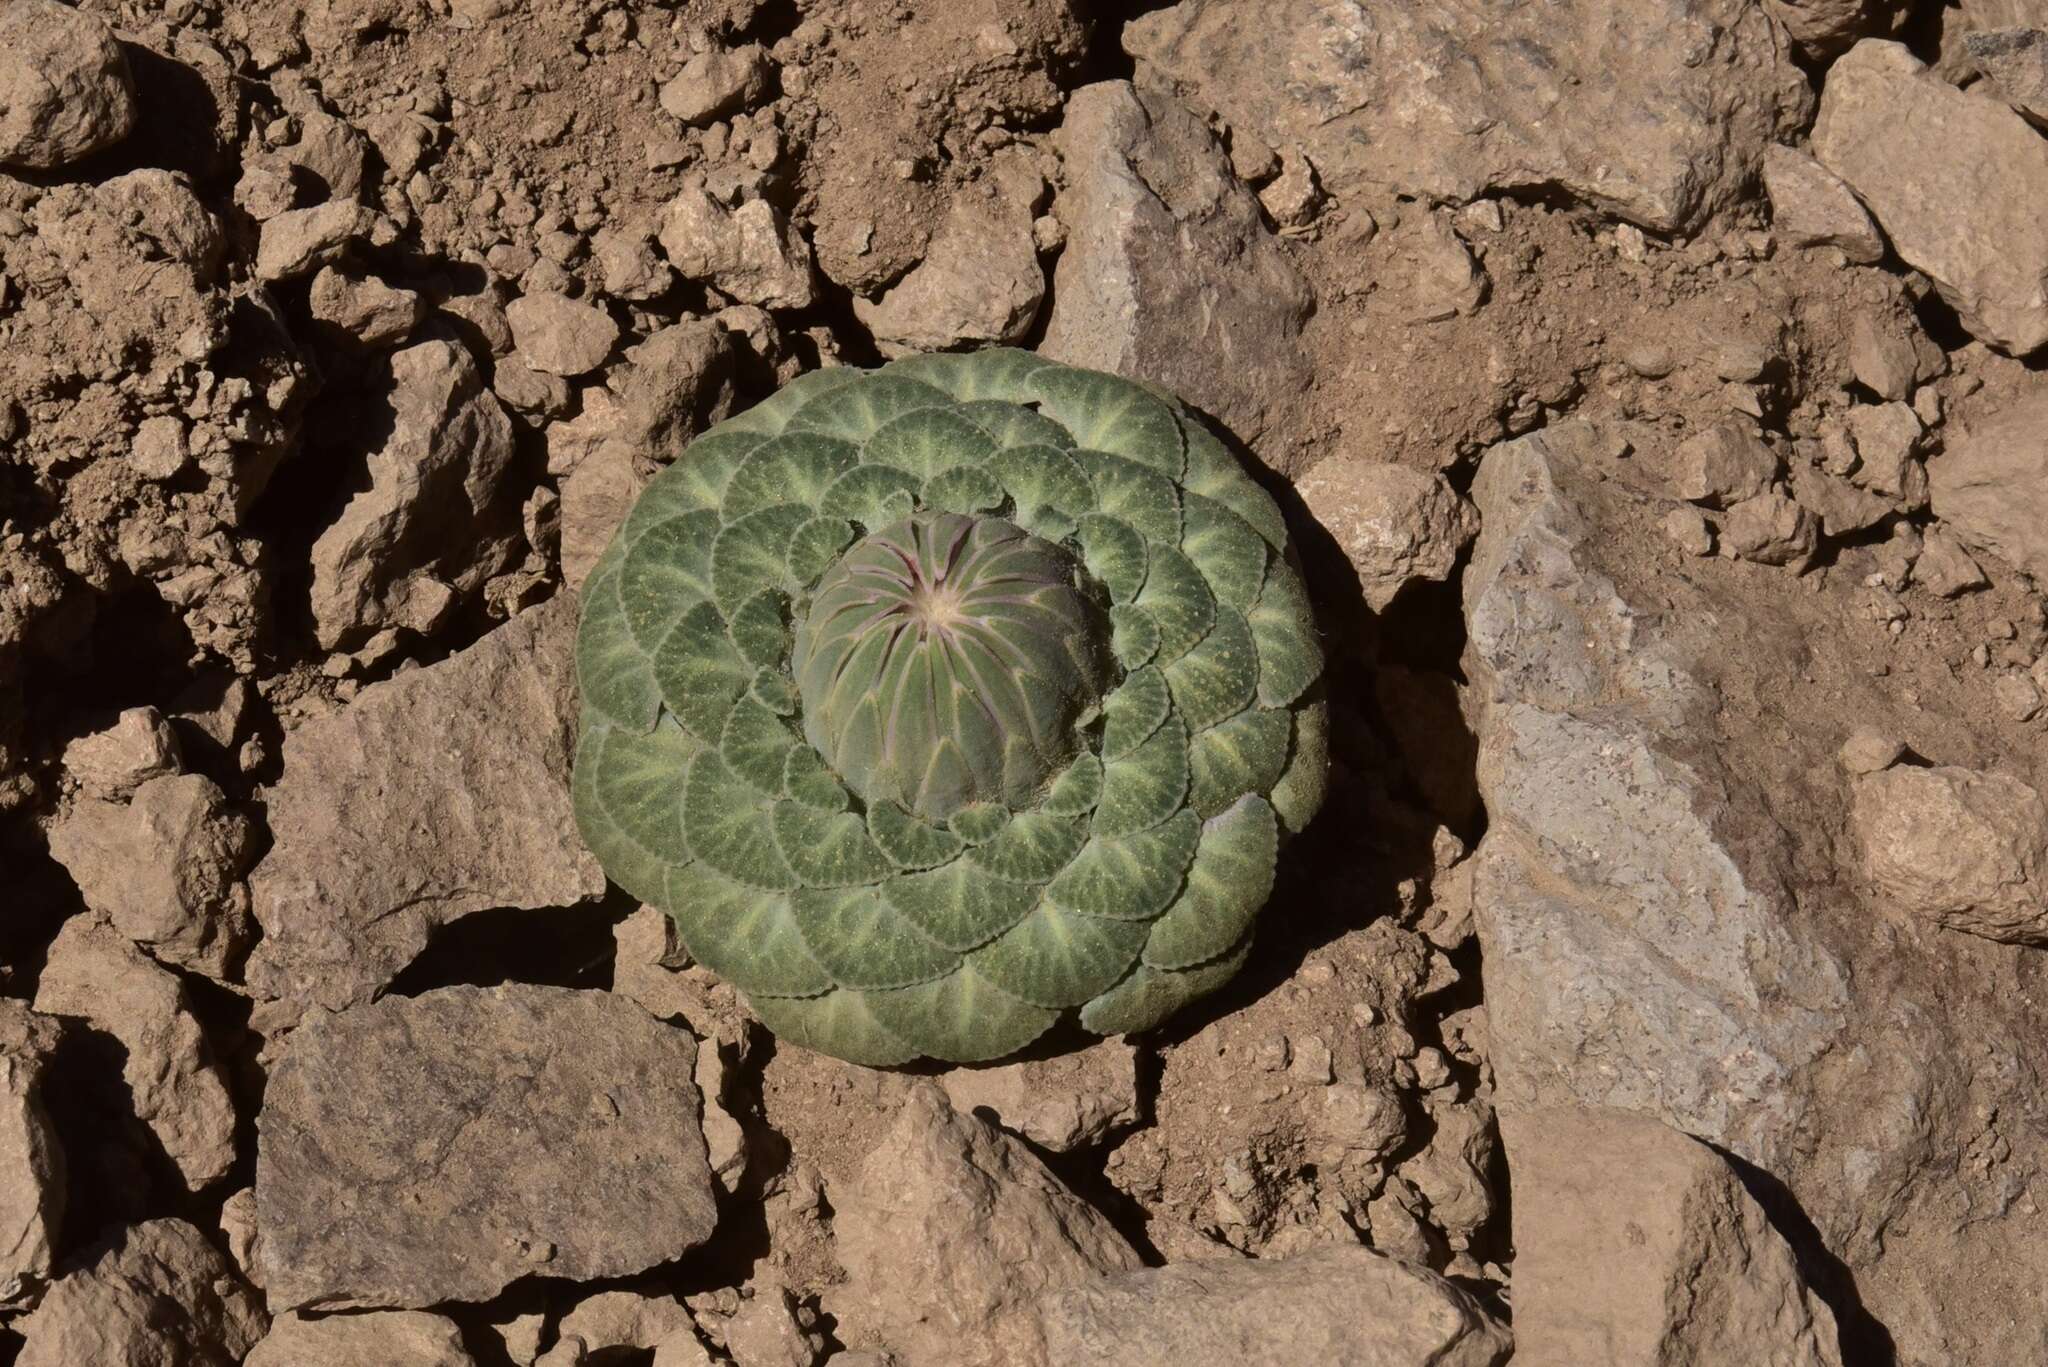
[573,352,1328,1064]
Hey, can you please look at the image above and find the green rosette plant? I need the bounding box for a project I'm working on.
[573,349,1328,1065]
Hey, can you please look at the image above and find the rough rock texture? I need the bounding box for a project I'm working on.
[1849,765,2048,945]
[1504,1107,1842,1367]
[1966,25,2048,124]
[245,597,604,1016]
[507,291,621,377]
[1768,0,1907,55]
[46,773,256,979]
[1125,0,1813,233]
[14,1218,266,1367]
[61,706,180,800]
[558,1288,698,1355]
[1036,1243,1510,1367]
[1462,422,2048,1364]
[245,1310,476,1367]
[856,150,1046,354]
[1295,459,1479,610]
[1814,40,2048,354]
[1722,488,1818,568]
[1041,81,1313,465]
[831,1082,1141,1367]
[308,338,520,649]
[309,267,426,350]
[1764,144,1891,262]
[1929,387,2048,581]
[256,985,717,1310]
[659,184,818,310]
[0,1003,63,1311]
[939,1040,1141,1152]
[33,914,237,1192]
[0,0,137,169]
[659,43,771,127]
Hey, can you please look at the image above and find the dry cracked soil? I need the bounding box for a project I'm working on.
[4,0,2048,1364]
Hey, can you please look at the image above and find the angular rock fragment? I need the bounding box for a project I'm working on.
[1295,459,1478,610]
[856,150,1047,353]
[256,200,379,282]
[1850,764,2048,944]
[724,1283,820,1367]
[1503,1107,1842,1367]
[1789,463,1892,538]
[1913,528,1987,597]
[1814,40,2048,354]
[245,1310,476,1367]
[1965,26,2048,125]
[1928,387,2048,581]
[1844,401,1926,505]
[1662,421,1781,508]
[1036,1243,1510,1367]
[14,1218,266,1367]
[659,184,817,309]
[0,1003,64,1311]
[61,706,180,800]
[507,291,621,377]
[1389,212,1486,323]
[245,597,602,1015]
[46,773,256,979]
[1042,81,1313,461]
[256,985,717,1309]
[1125,0,1812,234]
[0,0,137,169]
[832,1083,1140,1367]
[660,43,771,126]
[1768,0,1909,56]
[1762,146,1886,265]
[33,914,238,1192]
[559,1287,698,1356]
[307,338,518,649]
[1722,489,1818,568]
[1848,313,1920,400]
[309,267,426,350]
[593,222,674,301]
[940,1040,1141,1152]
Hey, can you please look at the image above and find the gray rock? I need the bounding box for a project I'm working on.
[1849,765,2048,945]
[1295,459,1478,610]
[1125,0,1812,234]
[0,1004,64,1311]
[831,1082,1140,1367]
[1814,40,2048,354]
[1965,26,2048,125]
[246,1310,476,1367]
[46,773,256,980]
[245,596,603,1017]
[307,339,519,649]
[939,1039,1141,1152]
[1762,147,1885,264]
[1036,1243,1510,1367]
[14,1218,266,1367]
[34,914,239,1192]
[1928,387,2048,581]
[309,267,426,350]
[507,291,621,377]
[61,705,180,800]
[1041,81,1313,464]
[256,985,717,1310]
[856,150,1047,354]
[0,0,136,169]
[1503,1107,1842,1367]
[660,43,772,126]
[659,184,817,310]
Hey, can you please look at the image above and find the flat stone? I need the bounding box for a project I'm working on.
[660,43,772,126]
[1125,0,1812,234]
[246,1310,476,1367]
[855,150,1046,354]
[256,985,717,1310]
[1814,40,2048,354]
[256,201,378,282]
[1964,26,2048,124]
[1850,765,2048,945]
[245,597,604,1017]
[1503,1106,1842,1367]
[1762,146,1888,264]
[33,914,238,1192]
[307,339,518,649]
[60,705,180,800]
[0,0,136,169]
[0,1003,64,1311]
[1928,386,2048,581]
[1295,459,1479,609]
[14,1218,265,1367]
[507,291,621,377]
[1041,81,1313,464]
[46,773,256,980]
[831,1082,1140,1367]
[1036,1243,1510,1367]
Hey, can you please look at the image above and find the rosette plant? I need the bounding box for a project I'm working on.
[573,349,1327,1065]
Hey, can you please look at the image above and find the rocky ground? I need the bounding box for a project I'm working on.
[4,0,2048,1363]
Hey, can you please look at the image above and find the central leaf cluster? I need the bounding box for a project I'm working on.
[793,512,1113,822]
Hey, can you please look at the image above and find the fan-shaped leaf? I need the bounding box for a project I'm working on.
[1044,808,1199,922]
[665,861,834,997]
[968,902,1150,1008]
[883,859,1039,951]
[866,966,1059,1062]
[1143,795,1277,969]
[792,886,956,988]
